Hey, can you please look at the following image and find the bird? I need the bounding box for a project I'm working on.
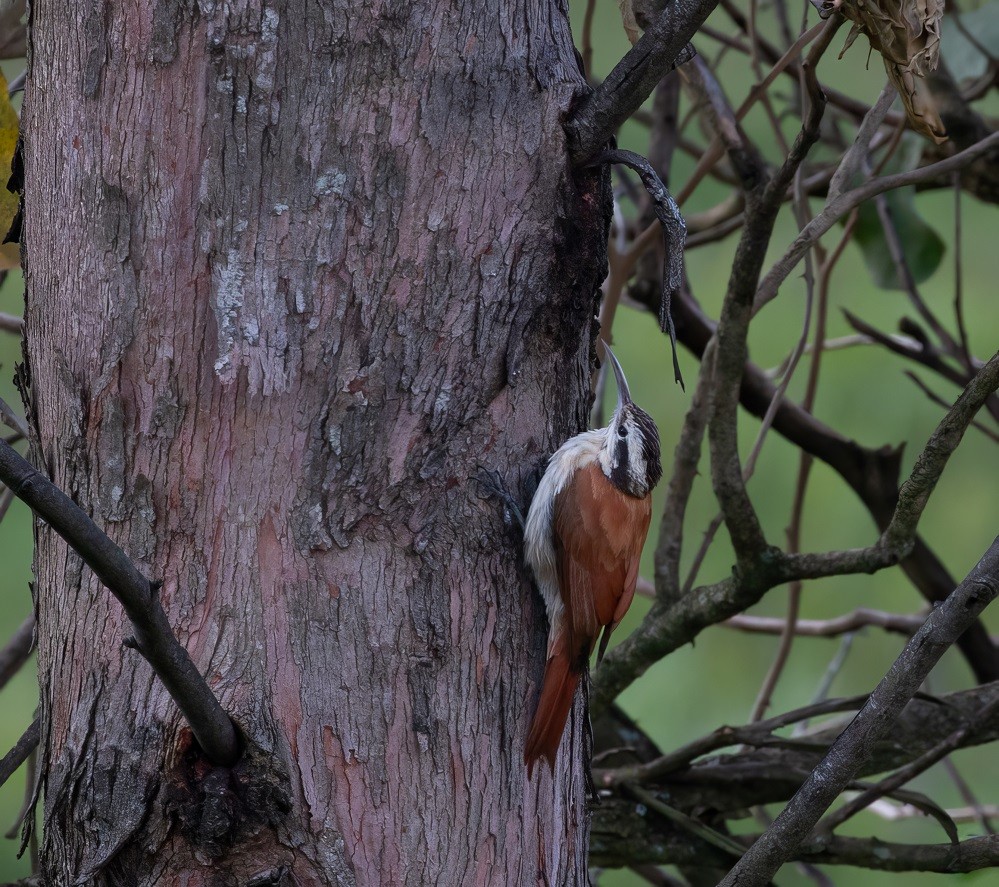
[522,342,662,778]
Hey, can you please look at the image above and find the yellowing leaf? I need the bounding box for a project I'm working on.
[0,69,19,257]
[618,0,642,45]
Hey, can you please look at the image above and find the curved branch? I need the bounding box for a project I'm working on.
[594,353,999,713]
[591,799,999,873]
[719,535,999,886]
[723,608,925,638]
[0,439,240,766]
[593,682,999,814]
[754,131,999,313]
[640,287,999,683]
[565,0,719,164]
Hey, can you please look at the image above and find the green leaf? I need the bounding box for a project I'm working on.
[848,133,945,290]
[852,187,946,290]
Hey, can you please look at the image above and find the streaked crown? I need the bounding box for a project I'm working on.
[599,344,662,499]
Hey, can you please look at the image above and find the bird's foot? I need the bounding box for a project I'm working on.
[475,466,526,533]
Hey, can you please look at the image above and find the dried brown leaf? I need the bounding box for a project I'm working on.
[618,0,642,45]
[838,0,947,142]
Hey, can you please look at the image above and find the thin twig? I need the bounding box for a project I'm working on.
[0,614,34,691]
[630,865,688,887]
[718,535,999,886]
[817,693,999,835]
[800,634,857,732]
[881,353,999,552]
[0,394,29,440]
[871,174,961,358]
[754,131,999,313]
[625,783,748,858]
[941,757,996,835]
[827,83,897,202]
[685,213,745,248]
[0,718,39,791]
[0,311,21,334]
[905,372,999,444]
[724,610,924,638]
[654,341,716,605]
[566,0,714,164]
[0,484,14,523]
[595,354,999,714]
[953,173,970,362]
[581,0,597,80]
[600,695,868,786]
[748,179,831,726]
[675,19,832,206]
[750,203,856,724]
[5,744,35,840]
[0,439,240,766]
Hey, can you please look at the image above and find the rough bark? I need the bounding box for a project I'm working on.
[22,1,608,884]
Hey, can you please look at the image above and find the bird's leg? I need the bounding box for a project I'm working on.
[475,466,527,533]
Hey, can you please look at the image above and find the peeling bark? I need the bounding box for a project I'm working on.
[22,1,609,883]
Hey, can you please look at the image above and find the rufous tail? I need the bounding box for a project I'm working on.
[524,635,580,779]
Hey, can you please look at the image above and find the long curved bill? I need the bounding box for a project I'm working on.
[601,341,633,409]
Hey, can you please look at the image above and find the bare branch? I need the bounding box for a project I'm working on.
[864,799,999,826]
[842,310,970,389]
[600,695,867,786]
[0,439,240,766]
[592,799,999,873]
[0,718,38,792]
[882,352,999,553]
[0,395,28,440]
[818,693,999,835]
[905,372,999,444]
[594,353,999,713]
[625,784,746,859]
[754,131,999,313]
[800,833,999,872]
[636,287,999,682]
[718,535,999,886]
[827,83,897,202]
[593,682,999,815]
[675,19,833,205]
[566,0,718,164]
[0,614,34,691]
[0,311,21,334]
[653,340,716,605]
[0,484,13,523]
[724,609,925,638]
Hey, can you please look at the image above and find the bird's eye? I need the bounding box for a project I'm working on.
[617,425,628,438]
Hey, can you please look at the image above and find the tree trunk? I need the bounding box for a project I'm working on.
[22,1,608,884]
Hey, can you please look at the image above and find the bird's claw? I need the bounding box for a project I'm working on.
[475,466,526,533]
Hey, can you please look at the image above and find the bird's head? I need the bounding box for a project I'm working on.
[599,343,662,499]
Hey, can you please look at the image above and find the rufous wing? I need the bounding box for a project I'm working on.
[553,460,651,664]
[523,463,652,777]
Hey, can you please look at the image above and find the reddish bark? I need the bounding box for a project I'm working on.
[22,1,608,883]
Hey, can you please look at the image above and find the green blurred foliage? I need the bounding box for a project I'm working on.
[573,2,999,886]
[0,267,34,882]
[0,2,996,883]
